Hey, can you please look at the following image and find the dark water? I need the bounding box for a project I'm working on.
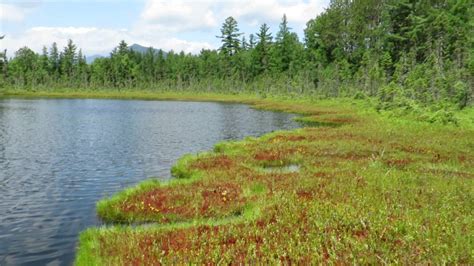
[0,98,300,265]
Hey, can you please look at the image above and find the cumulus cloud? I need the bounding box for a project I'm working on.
[0,4,28,22]
[1,26,213,56]
[140,0,328,32]
[140,0,218,32]
[2,27,129,56]
[0,1,42,22]
[226,0,328,26]
[147,37,214,53]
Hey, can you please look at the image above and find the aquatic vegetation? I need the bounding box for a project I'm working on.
[97,179,247,224]
[77,98,474,264]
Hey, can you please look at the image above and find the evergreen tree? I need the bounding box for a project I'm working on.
[249,34,256,49]
[254,23,273,74]
[49,42,60,78]
[76,49,88,85]
[0,49,7,87]
[241,36,248,51]
[110,40,133,87]
[39,46,49,84]
[60,39,77,78]
[274,14,302,73]
[217,17,242,57]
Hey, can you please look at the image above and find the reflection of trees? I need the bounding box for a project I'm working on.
[216,103,298,141]
[0,101,5,174]
[217,104,245,140]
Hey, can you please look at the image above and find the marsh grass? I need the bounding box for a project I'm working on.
[68,94,474,264]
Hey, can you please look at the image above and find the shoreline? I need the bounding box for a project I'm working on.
[1,90,366,122]
[0,90,260,105]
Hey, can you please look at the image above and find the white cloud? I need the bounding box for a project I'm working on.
[0,1,42,23]
[155,37,214,54]
[140,0,328,32]
[0,4,27,22]
[1,27,131,56]
[0,26,213,56]
[140,0,218,32]
[226,0,328,26]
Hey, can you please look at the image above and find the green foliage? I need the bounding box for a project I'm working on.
[60,39,77,79]
[427,106,459,125]
[454,81,469,109]
[170,154,203,180]
[253,23,273,75]
[2,1,473,116]
[217,17,242,57]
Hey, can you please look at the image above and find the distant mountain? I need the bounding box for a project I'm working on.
[85,54,105,64]
[130,44,166,55]
[86,44,166,63]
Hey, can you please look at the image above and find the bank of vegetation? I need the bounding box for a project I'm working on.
[76,97,473,264]
[1,0,472,124]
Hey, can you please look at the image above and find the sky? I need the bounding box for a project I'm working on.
[0,0,329,57]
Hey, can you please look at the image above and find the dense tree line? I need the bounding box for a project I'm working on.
[1,0,472,112]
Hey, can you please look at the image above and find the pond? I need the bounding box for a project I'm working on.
[0,98,301,265]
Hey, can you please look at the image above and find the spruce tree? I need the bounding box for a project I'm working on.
[254,23,273,74]
[60,39,77,78]
[217,16,242,57]
[49,42,60,77]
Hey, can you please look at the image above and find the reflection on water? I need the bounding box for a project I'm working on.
[0,98,300,265]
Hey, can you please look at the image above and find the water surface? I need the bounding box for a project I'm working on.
[0,98,300,265]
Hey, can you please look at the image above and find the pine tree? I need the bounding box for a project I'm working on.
[249,34,256,49]
[217,17,242,57]
[110,40,133,87]
[254,23,273,74]
[40,46,49,71]
[0,49,7,87]
[39,46,49,84]
[77,49,88,85]
[49,42,60,77]
[274,14,302,73]
[60,39,77,78]
[241,36,248,51]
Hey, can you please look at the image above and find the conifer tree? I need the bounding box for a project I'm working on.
[217,17,242,57]
[254,23,273,74]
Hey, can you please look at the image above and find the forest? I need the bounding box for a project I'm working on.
[1,0,472,121]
